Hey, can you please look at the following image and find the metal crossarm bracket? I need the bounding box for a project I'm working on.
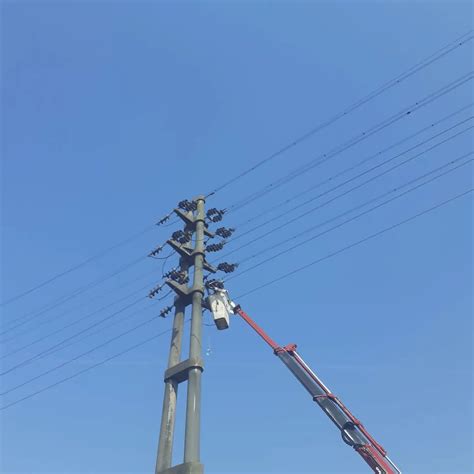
[165,357,204,384]
[167,240,216,274]
[202,261,216,274]
[165,280,192,302]
[167,239,193,258]
[174,209,215,238]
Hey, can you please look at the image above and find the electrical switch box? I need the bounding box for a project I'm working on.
[208,291,232,330]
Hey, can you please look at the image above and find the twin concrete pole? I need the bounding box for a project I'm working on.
[155,196,206,474]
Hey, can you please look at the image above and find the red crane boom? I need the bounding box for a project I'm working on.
[215,292,401,474]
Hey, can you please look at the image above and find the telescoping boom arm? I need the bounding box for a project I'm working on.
[209,290,401,474]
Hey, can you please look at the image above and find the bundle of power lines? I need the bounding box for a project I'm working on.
[1,30,472,411]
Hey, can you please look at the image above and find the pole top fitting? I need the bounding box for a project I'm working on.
[192,194,206,202]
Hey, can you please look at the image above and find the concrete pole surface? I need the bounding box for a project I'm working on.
[155,258,188,473]
[184,197,205,463]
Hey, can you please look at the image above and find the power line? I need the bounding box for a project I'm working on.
[0,302,171,396]
[218,121,473,260]
[0,255,148,335]
[3,188,469,411]
[235,189,472,299]
[3,31,470,311]
[8,298,162,372]
[2,202,182,308]
[1,279,156,359]
[0,323,177,411]
[0,296,147,377]
[205,30,473,198]
[1,225,155,307]
[225,154,472,282]
[226,72,473,213]
[0,266,161,346]
[234,103,473,230]
[210,97,472,261]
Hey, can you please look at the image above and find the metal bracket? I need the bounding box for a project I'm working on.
[167,239,193,259]
[174,209,215,238]
[164,357,204,384]
[167,240,216,274]
[165,280,193,301]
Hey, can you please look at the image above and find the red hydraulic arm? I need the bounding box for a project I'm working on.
[233,303,401,474]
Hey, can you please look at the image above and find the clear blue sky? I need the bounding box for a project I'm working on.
[1,1,473,473]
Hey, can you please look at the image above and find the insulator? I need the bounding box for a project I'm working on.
[206,241,226,252]
[148,245,164,257]
[171,230,191,245]
[210,214,224,223]
[164,269,189,285]
[178,233,191,244]
[163,269,177,279]
[217,262,239,274]
[215,227,235,239]
[178,200,190,210]
[148,283,163,298]
[157,214,170,226]
[160,306,173,318]
[178,199,197,212]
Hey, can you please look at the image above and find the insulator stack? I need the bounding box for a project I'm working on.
[206,208,226,222]
[159,306,173,318]
[178,199,197,212]
[148,284,164,299]
[164,269,189,285]
[217,262,239,273]
[215,227,235,239]
[149,245,164,257]
[172,230,191,244]
[157,214,171,226]
[206,241,226,252]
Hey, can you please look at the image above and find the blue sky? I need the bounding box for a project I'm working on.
[1,1,473,473]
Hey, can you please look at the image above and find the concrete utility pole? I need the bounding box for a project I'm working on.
[155,196,214,474]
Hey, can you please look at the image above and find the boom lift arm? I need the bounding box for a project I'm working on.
[208,289,401,474]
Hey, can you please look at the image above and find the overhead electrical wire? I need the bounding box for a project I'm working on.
[0,296,148,376]
[209,99,473,260]
[0,300,174,396]
[225,72,473,213]
[224,154,472,282]
[0,225,156,307]
[217,121,473,260]
[0,266,161,345]
[234,103,473,230]
[2,31,470,311]
[2,30,472,409]
[0,323,178,411]
[234,156,473,267]
[6,117,466,375]
[205,30,473,198]
[1,300,163,378]
[31,300,164,363]
[0,254,148,334]
[1,279,157,359]
[7,149,470,376]
[3,188,471,411]
[234,189,472,299]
